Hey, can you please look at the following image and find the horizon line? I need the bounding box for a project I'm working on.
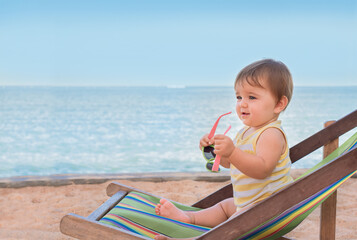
[1,84,357,88]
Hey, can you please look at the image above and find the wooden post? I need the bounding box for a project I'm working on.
[320,121,338,240]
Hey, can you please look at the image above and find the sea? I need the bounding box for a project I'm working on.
[0,86,356,178]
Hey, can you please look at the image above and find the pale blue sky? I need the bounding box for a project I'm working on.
[0,0,356,86]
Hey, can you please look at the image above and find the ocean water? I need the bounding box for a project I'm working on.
[0,86,356,178]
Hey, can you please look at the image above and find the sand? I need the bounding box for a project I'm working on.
[0,174,356,240]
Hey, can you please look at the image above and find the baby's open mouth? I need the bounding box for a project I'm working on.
[242,112,250,116]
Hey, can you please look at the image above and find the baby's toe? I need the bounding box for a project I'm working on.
[155,204,161,214]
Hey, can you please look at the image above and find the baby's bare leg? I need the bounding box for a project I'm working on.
[191,197,236,227]
[156,197,236,228]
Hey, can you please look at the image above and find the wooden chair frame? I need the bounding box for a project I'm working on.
[60,110,357,240]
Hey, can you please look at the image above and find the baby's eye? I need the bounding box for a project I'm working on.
[236,96,242,100]
[249,96,256,100]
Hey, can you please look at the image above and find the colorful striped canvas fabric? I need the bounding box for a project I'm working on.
[100,192,210,239]
[100,132,357,239]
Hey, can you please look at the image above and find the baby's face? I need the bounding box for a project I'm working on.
[235,79,279,129]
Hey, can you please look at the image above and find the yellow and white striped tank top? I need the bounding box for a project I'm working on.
[231,120,293,209]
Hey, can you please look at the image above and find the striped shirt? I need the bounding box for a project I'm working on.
[230,120,294,209]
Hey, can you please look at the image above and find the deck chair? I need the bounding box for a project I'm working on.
[60,110,357,240]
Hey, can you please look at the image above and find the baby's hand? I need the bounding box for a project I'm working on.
[213,134,235,158]
[199,134,214,150]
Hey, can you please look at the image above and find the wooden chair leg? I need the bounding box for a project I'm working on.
[320,191,337,240]
[320,121,338,240]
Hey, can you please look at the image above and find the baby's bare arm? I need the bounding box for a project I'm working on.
[219,156,231,168]
[228,128,285,179]
[214,128,285,179]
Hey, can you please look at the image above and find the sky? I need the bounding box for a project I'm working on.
[0,0,356,87]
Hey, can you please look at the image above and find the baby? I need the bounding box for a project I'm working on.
[155,59,294,239]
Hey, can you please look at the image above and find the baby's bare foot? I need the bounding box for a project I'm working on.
[155,199,191,223]
[154,235,170,240]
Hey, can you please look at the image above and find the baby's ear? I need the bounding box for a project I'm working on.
[274,96,288,113]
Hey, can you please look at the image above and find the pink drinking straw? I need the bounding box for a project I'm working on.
[212,125,232,172]
[208,112,232,139]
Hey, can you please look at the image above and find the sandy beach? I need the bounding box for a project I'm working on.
[0,171,356,240]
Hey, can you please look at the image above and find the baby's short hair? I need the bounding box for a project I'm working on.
[235,59,293,108]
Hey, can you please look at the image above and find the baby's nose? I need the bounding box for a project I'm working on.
[240,99,248,107]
